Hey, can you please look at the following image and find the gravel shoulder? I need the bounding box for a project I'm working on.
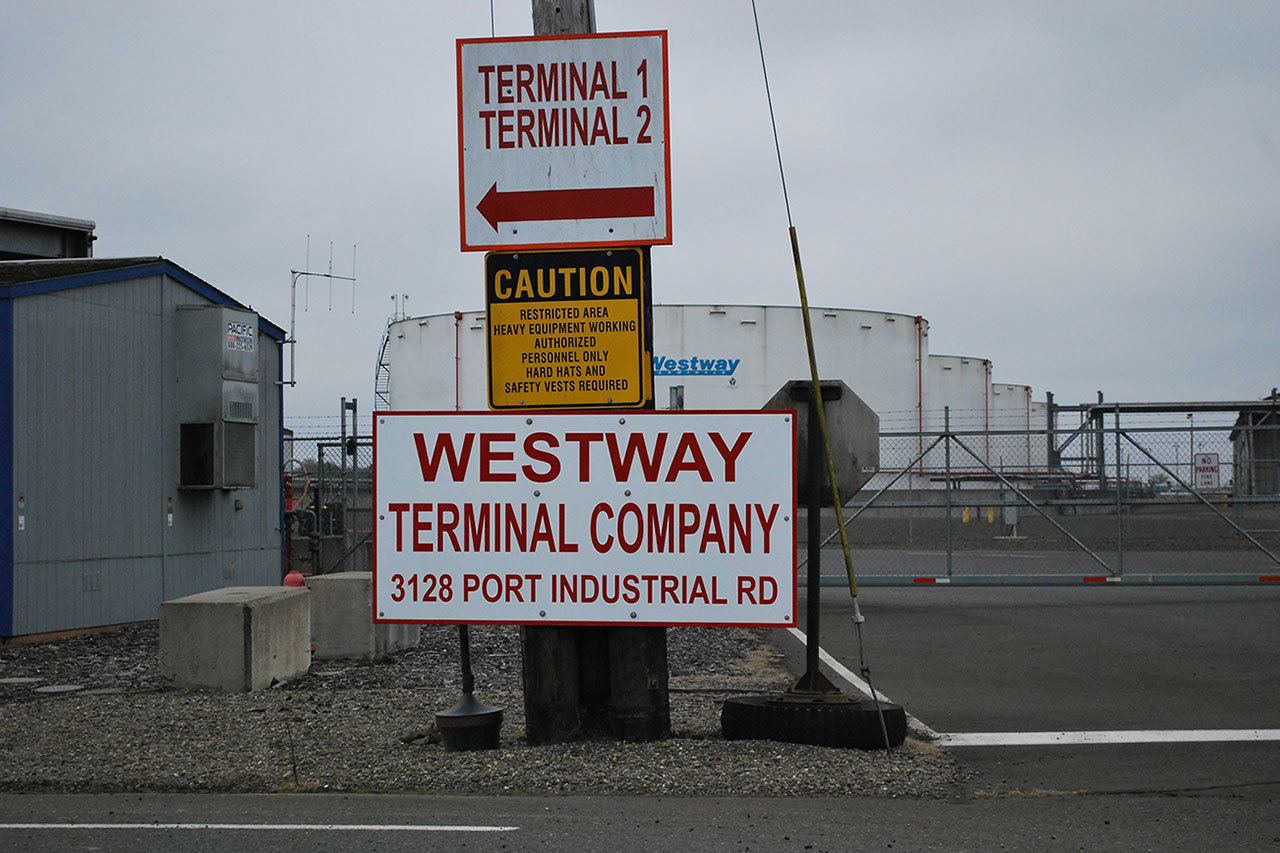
[0,624,963,797]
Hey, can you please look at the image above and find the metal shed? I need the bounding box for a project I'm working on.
[0,206,96,260]
[0,257,285,637]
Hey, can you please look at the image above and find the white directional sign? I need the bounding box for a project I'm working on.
[373,411,795,627]
[1193,452,1220,490]
[456,31,671,252]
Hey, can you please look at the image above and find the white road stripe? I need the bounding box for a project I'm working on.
[938,730,1280,747]
[0,823,518,832]
[785,626,941,741]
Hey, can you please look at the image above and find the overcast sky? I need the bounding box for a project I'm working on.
[4,1,1277,423]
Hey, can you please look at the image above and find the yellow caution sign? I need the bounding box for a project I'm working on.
[485,248,649,410]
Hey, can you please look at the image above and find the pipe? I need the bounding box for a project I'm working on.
[914,316,925,476]
[983,360,991,466]
[1025,386,1032,468]
[286,508,318,537]
[454,311,463,411]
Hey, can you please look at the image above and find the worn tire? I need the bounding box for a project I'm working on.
[721,695,907,750]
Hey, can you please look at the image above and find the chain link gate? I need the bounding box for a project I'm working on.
[284,435,374,575]
[810,407,1280,587]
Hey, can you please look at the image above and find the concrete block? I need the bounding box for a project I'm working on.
[307,571,420,660]
[160,586,311,692]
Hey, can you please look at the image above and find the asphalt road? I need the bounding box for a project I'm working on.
[784,578,1280,842]
[0,792,1275,851]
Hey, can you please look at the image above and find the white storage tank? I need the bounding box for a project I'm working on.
[383,303,1044,487]
[387,310,489,410]
[989,383,1033,471]
[923,354,991,471]
[388,304,932,421]
[1028,400,1049,471]
[651,305,928,422]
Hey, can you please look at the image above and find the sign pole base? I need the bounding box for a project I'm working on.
[521,626,670,744]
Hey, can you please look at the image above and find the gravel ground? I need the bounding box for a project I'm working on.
[0,624,963,797]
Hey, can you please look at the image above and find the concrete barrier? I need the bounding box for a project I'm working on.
[307,571,420,660]
[160,586,311,692]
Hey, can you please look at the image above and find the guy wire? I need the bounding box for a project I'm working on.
[751,1,892,751]
[751,0,793,227]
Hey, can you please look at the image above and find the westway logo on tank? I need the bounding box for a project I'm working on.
[652,355,741,376]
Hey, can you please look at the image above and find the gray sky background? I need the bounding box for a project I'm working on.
[4,1,1277,422]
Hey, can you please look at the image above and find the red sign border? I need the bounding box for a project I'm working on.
[455,30,673,253]
[372,409,797,628]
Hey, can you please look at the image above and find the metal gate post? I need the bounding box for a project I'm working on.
[1046,391,1058,469]
[1096,391,1106,489]
[944,406,953,578]
[1114,404,1124,575]
[339,397,349,557]
[316,444,326,536]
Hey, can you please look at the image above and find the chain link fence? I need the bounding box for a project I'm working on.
[283,409,1280,585]
[283,434,373,575]
[837,413,1280,583]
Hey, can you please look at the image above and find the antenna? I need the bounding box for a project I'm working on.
[284,237,358,388]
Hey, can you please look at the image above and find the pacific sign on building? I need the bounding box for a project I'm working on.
[456,31,671,252]
[373,412,796,627]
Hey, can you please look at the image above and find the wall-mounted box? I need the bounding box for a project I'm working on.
[176,305,259,489]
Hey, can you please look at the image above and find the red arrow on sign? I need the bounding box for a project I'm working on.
[477,182,655,231]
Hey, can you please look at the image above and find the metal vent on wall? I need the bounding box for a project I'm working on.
[226,400,256,422]
[223,422,256,488]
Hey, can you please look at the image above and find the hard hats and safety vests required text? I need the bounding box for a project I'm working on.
[373,411,796,627]
[486,248,647,410]
[456,31,671,251]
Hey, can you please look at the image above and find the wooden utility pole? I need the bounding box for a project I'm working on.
[520,0,670,744]
[532,0,595,34]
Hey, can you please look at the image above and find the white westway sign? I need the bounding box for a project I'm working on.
[456,31,671,252]
[373,411,794,626]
